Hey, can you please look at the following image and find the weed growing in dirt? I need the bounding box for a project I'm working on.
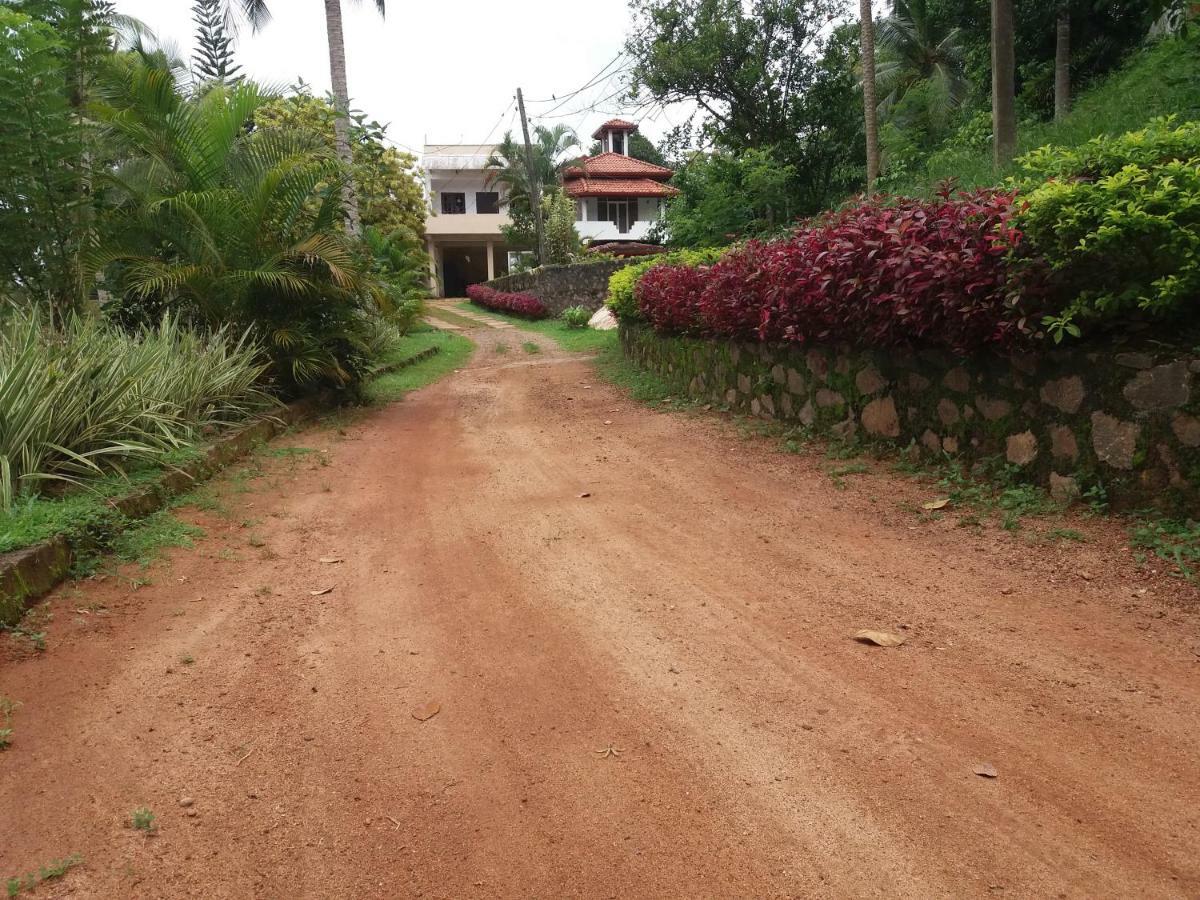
[0,696,19,750]
[494,342,509,354]
[108,511,203,569]
[522,341,541,354]
[1129,517,1200,579]
[5,853,83,897]
[180,654,194,665]
[827,462,870,490]
[1045,527,1086,542]
[130,807,156,831]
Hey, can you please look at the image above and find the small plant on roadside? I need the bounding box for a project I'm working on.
[1130,516,1200,579]
[560,306,591,329]
[5,853,83,897]
[493,342,509,354]
[130,807,156,832]
[0,696,19,750]
[180,654,194,665]
[1045,527,1086,542]
[522,342,541,354]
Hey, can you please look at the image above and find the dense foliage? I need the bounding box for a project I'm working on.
[465,284,549,320]
[543,189,582,265]
[486,125,580,253]
[0,307,270,509]
[633,190,1026,352]
[1014,118,1200,341]
[607,247,724,320]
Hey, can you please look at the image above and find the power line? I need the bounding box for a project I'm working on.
[524,50,629,108]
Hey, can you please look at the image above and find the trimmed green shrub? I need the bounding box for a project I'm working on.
[1014,117,1200,340]
[606,248,725,320]
[560,306,590,329]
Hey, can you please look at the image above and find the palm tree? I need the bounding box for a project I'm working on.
[858,0,880,189]
[226,0,385,238]
[90,63,377,390]
[1054,5,1070,122]
[991,0,1017,167]
[875,0,968,127]
[484,124,581,213]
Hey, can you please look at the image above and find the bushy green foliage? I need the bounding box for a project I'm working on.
[1014,117,1200,339]
[0,307,271,508]
[559,306,590,329]
[543,190,581,265]
[606,248,725,320]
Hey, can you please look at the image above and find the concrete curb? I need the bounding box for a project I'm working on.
[0,345,441,626]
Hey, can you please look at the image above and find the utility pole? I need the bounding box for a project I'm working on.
[515,88,546,265]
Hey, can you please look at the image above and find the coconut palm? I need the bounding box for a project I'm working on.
[875,0,968,127]
[226,0,386,238]
[484,124,581,212]
[89,61,379,391]
[991,0,1017,167]
[858,0,880,189]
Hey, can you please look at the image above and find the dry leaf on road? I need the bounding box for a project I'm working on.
[973,763,999,778]
[412,702,441,722]
[309,587,333,596]
[922,498,951,510]
[854,629,907,647]
[318,556,344,564]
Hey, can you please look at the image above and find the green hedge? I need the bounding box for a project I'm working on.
[605,248,725,320]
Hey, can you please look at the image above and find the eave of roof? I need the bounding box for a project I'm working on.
[562,177,681,198]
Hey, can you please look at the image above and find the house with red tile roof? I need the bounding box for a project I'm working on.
[562,119,678,246]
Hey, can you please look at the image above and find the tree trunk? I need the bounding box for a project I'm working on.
[858,0,880,190]
[323,0,361,238]
[991,0,1017,169]
[1054,7,1070,122]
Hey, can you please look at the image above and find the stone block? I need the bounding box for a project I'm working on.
[861,396,900,438]
[797,400,815,426]
[1114,352,1153,369]
[1006,431,1038,466]
[937,398,960,426]
[771,364,786,385]
[759,394,776,418]
[920,429,941,453]
[907,373,931,392]
[830,416,857,440]
[725,389,737,405]
[815,388,845,408]
[1048,424,1079,461]
[1039,376,1085,414]
[737,373,752,395]
[1049,472,1080,504]
[806,349,828,381]
[975,396,1012,421]
[942,436,959,454]
[943,367,970,393]
[1091,412,1139,469]
[1171,412,1200,447]
[855,366,888,396]
[787,368,806,394]
[1122,362,1190,411]
[779,392,794,417]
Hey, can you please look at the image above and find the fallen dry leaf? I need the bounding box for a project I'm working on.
[309,587,333,596]
[854,629,907,648]
[973,763,999,778]
[412,702,441,722]
[922,497,951,510]
[578,492,591,498]
[318,556,344,564]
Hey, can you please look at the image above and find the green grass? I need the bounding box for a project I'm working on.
[362,327,474,405]
[522,341,541,354]
[424,306,482,329]
[891,31,1200,196]
[1130,516,1200,579]
[592,343,690,406]
[459,301,618,353]
[5,854,83,898]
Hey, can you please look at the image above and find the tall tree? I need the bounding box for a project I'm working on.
[859,0,880,188]
[1053,6,1070,121]
[875,0,967,124]
[990,0,1016,168]
[192,0,241,83]
[226,0,385,238]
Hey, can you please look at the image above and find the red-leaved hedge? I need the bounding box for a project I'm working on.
[636,190,1030,352]
[466,284,549,319]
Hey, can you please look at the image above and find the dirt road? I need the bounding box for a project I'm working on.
[2,322,1198,898]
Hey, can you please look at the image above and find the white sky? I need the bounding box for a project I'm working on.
[113,0,694,158]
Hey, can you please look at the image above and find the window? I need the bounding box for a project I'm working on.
[440,192,465,215]
[475,191,499,214]
[611,131,624,155]
[597,198,638,234]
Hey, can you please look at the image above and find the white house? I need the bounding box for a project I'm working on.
[562,119,679,245]
[421,143,513,297]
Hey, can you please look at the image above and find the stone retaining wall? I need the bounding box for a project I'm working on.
[486,260,629,315]
[620,324,1200,511]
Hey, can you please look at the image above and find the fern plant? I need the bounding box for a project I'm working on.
[192,0,242,83]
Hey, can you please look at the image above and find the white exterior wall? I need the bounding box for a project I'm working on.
[428,172,500,214]
[574,195,665,241]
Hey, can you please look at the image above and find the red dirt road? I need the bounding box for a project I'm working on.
[2,325,1199,898]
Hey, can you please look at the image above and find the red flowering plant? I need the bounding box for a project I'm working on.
[466,283,549,319]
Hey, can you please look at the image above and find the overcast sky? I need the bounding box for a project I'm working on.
[113,0,692,158]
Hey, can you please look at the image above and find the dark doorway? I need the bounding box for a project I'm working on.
[441,245,490,297]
